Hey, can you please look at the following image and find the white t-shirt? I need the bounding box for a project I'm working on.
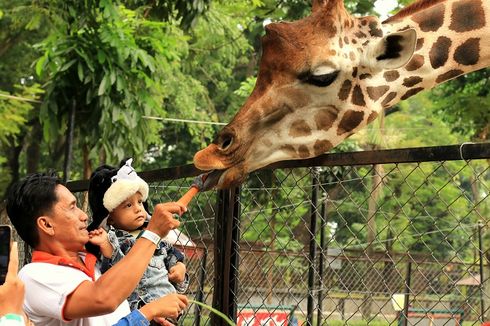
[19,261,130,326]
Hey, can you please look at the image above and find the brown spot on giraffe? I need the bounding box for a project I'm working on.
[352,85,366,106]
[314,107,338,131]
[384,70,400,82]
[449,0,485,32]
[435,69,464,83]
[454,38,480,65]
[313,139,334,156]
[366,86,390,101]
[405,54,425,71]
[339,37,343,48]
[352,67,358,78]
[416,38,425,51]
[367,111,378,124]
[401,87,424,100]
[338,80,352,101]
[355,31,367,38]
[411,2,445,32]
[362,40,369,47]
[368,21,383,37]
[429,36,452,69]
[349,52,356,60]
[344,36,350,45]
[403,76,423,87]
[280,144,297,158]
[360,73,372,80]
[352,39,357,45]
[381,92,397,108]
[297,145,310,158]
[338,110,364,135]
[289,120,312,137]
[383,0,446,24]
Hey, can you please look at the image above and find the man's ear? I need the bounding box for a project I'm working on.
[37,216,55,236]
[364,28,417,70]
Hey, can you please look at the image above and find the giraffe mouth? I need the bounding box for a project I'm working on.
[193,144,248,189]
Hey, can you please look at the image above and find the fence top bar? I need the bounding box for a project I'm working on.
[265,142,490,170]
[67,142,489,192]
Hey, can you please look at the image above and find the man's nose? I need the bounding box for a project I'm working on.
[79,209,88,221]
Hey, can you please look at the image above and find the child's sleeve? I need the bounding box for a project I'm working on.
[173,271,190,294]
[164,245,189,293]
[165,246,185,268]
[99,228,128,273]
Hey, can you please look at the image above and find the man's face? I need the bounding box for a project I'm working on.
[49,185,89,251]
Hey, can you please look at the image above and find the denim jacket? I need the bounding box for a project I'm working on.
[100,226,189,310]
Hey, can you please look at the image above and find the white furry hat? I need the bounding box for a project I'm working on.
[102,158,149,212]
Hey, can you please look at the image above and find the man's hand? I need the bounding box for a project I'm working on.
[147,203,186,238]
[0,242,25,316]
[168,262,186,284]
[139,293,188,321]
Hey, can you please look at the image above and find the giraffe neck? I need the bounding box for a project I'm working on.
[379,0,490,108]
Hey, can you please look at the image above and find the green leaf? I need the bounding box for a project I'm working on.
[97,50,106,64]
[189,300,235,326]
[77,62,84,82]
[35,54,48,77]
[60,59,77,72]
[98,74,109,96]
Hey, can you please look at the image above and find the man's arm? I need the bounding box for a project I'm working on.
[64,202,185,319]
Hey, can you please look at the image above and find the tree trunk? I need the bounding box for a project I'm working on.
[26,120,42,173]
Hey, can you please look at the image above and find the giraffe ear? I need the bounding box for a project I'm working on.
[365,28,417,70]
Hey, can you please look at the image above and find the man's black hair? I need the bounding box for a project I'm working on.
[6,172,63,248]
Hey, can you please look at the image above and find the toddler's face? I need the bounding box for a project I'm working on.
[109,192,147,231]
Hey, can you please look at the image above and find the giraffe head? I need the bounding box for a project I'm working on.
[194,0,417,188]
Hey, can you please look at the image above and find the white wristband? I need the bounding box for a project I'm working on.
[137,230,161,246]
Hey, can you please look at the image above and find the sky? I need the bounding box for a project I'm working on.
[374,0,399,20]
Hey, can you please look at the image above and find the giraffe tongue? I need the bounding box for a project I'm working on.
[198,170,222,191]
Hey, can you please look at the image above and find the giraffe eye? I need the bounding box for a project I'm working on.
[302,70,339,87]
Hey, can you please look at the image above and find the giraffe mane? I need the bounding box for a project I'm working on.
[382,0,446,23]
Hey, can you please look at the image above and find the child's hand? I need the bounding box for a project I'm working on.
[88,228,113,258]
[88,228,108,246]
[168,262,186,283]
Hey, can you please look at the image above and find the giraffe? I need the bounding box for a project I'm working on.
[194,0,490,189]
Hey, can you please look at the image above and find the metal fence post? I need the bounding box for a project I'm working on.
[194,248,208,326]
[212,187,241,325]
[316,193,328,326]
[403,261,412,326]
[307,169,319,326]
[479,221,485,321]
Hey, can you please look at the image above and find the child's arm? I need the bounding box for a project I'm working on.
[164,246,189,293]
[88,228,113,258]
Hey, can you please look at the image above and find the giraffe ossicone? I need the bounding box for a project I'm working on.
[194,0,490,189]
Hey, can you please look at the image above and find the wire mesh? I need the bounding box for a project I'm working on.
[150,158,489,325]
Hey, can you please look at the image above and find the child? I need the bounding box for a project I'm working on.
[87,158,194,323]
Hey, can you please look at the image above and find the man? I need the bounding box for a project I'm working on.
[6,172,188,325]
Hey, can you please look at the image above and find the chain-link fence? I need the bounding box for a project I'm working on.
[6,143,490,325]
